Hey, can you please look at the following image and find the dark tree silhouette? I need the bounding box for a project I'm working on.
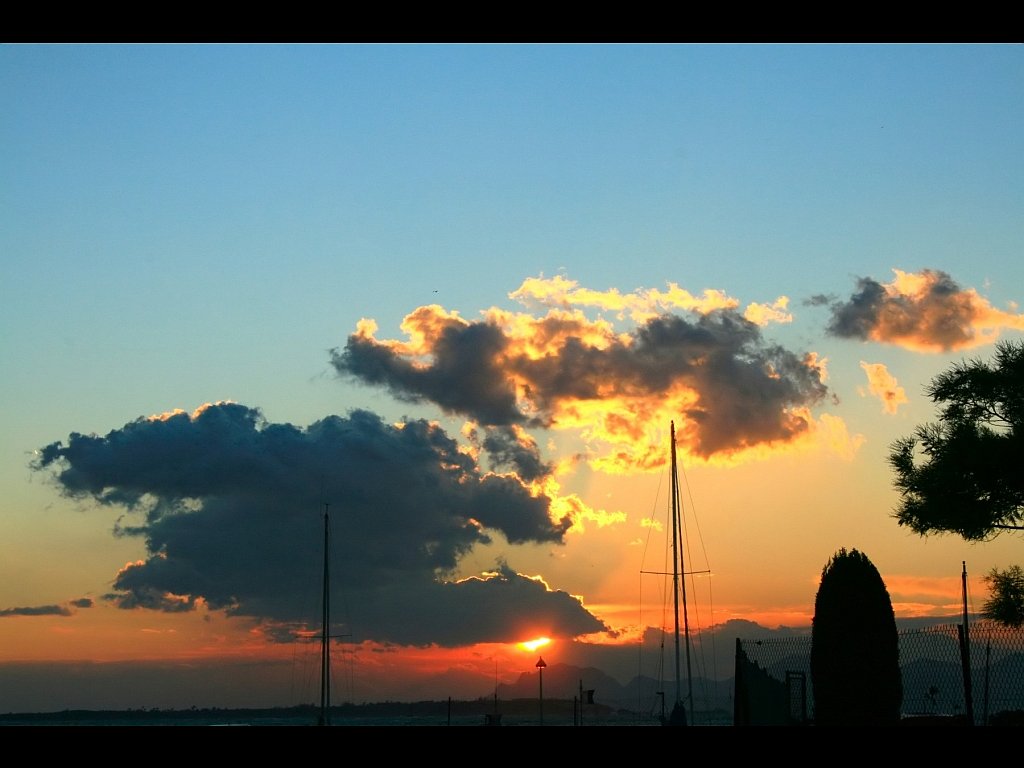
[888,339,1024,626]
[982,565,1024,628]
[811,548,902,725]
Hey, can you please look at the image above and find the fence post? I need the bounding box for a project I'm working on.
[733,638,745,726]
[957,623,975,725]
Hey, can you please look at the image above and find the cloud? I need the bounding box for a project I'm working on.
[507,274,793,328]
[859,361,909,415]
[33,403,605,647]
[332,276,832,470]
[354,560,606,646]
[822,268,1024,351]
[465,423,552,482]
[0,597,92,618]
[0,604,72,618]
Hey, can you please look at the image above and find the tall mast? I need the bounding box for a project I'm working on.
[670,421,682,709]
[670,421,693,722]
[318,504,330,726]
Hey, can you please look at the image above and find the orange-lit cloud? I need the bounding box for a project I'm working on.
[509,275,794,328]
[820,268,1024,351]
[334,275,835,472]
[510,274,730,317]
[146,401,237,422]
[859,361,909,414]
[743,297,793,327]
[883,573,991,618]
[525,470,626,533]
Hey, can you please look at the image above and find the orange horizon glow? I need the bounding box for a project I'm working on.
[2,568,984,665]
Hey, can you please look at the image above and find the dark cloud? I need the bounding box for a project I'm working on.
[0,604,72,617]
[804,294,834,307]
[334,307,830,460]
[69,598,93,609]
[33,404,601,646]
[353,560,602,646]
[826,276,898,340]
[822,268,1023,351]
[333,318,524,426]
[608,312,828,456]
[479,426,552,482]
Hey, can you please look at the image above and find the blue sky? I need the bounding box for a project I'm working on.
[2,43,1022,711]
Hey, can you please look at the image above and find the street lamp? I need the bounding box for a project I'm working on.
[536,656,547,725]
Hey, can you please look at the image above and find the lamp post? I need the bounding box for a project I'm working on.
[536,656,547,725]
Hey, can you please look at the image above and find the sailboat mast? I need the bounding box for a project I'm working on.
[670,420,695,722]
[670,421,682,708]
[319,505,330,726]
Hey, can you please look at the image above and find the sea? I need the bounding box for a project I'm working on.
[0,701,729,726]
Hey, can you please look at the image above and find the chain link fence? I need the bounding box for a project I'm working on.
[734,620,1024,725]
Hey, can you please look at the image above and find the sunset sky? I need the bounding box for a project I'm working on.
[2,43,1022,714]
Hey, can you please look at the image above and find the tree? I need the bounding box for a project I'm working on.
[888,339,1024,540]
[982,565,1024,628]
[811,548,902,725]
[888,339,1024,626]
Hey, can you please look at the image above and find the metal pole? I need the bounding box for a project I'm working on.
[961,561,974,725]
[536,657,546,725]
[319,506,330,726]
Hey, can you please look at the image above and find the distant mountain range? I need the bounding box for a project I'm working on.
[496,661,734,722]
[494,651,1024,722]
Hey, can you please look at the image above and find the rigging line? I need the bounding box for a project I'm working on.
[329,506,358,704]
[292,615,326,708]
[678,457,713,582]
[290,501,333,708]
[638,466,668,672]
[965,565,979,619]
[677,454,719,683]
[638,465,664,573]
[673,483,716,721]
[638,462,672,718]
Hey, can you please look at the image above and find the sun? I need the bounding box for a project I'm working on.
[518,636,551,652]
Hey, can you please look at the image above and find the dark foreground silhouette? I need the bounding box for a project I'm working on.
[0,698,671,726]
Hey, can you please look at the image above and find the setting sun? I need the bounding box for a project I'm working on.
[4,44,1023,723]
[519,637,551,652]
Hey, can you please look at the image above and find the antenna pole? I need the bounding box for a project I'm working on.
[319,505,330,725]
[961,561,974,725]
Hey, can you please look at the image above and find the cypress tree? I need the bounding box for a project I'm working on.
[811,548,902,725]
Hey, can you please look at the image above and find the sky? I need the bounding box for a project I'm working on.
[2,43,1023,714]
